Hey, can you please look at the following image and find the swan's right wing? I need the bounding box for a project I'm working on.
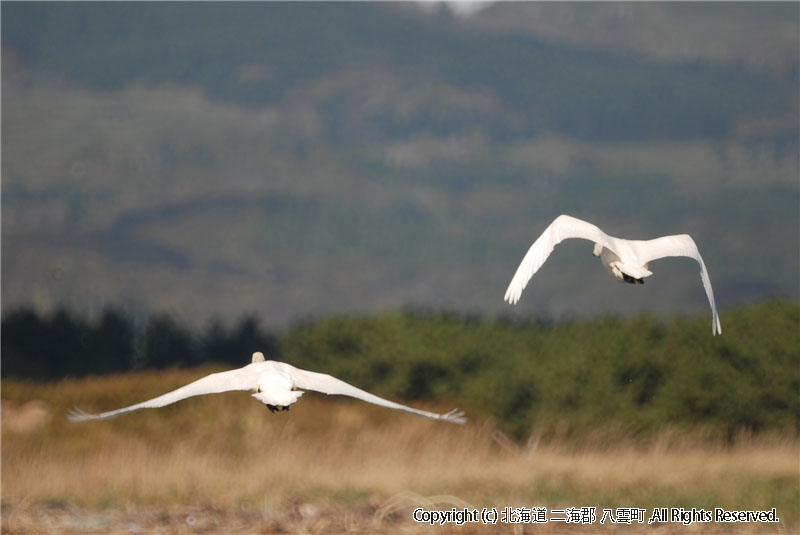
[635,234,722,336]
[286,365,467,425]
[67,368,252,422]
[504,214,618,304]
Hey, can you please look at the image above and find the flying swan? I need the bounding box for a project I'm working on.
[504,214,722,335]
[68,352,467,424]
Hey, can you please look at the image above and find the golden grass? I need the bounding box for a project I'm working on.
[2,368,798,534]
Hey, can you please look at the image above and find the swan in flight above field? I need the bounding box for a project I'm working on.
[68,352,466,424]
[504,214,722,335]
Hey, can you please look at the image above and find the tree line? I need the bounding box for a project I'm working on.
[1,307,279,380]
[2,301,798,439]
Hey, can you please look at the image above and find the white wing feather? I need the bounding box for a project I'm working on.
[504,215,619,304]
[633,234,722,335]
[69,362,466,425]
[286,365,467,424]
[67,369,252,422]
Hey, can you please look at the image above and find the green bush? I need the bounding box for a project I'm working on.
[281,302,799,439]
[3,301,798,439]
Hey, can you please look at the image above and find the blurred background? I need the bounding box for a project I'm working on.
[3,4,799,532]
[3,2,797,330]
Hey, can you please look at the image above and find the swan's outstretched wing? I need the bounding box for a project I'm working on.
[504,214,619,304]
[634,234,722,335]
[67,368,252,422]
[286,365,467,425]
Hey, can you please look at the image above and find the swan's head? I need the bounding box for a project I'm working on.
[592,243,603,257]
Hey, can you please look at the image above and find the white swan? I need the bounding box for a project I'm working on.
[68,352,466,424]
[504,214,722,335]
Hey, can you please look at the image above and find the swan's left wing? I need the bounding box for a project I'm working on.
[67,368,252,422]
[504,215,619,304]
[286,365,467,424]
[635,234,722,335]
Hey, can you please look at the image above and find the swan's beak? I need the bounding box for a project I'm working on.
[592,243,603,257]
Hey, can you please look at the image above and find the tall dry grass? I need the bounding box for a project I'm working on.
[2,368,798,533]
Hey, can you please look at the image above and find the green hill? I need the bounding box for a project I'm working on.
[3,301,798,439]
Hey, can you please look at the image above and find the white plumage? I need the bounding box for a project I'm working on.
[68,352,466,424]
[504,214,722,335]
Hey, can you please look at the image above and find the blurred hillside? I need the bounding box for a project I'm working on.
[2,2,798,327]
[464,2,799,73]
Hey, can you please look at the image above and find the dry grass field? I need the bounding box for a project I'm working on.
[2,368,798,534]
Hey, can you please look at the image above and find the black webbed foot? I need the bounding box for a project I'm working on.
[622,273,645,285]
